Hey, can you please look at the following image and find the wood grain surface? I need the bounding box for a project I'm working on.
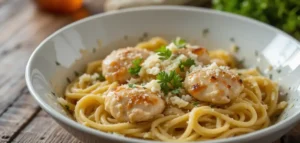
[0,0,298,143]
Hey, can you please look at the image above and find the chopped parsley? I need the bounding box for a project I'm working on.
[97,73,106,81]
[128,58,143,76]
[276,69,282,73]
[157,71,182,94]
[173,37,187,48]
[128,83,135,88]
[193,101,199,106]
[171,88,181,94]
[179,58,195,72]
[202,28,209,36]
[269,74,273,80]
[231,45,240,53]
[156,46,172,60]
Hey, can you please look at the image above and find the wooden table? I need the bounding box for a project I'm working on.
[0,0,299,143]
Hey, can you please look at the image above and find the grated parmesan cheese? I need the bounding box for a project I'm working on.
[79,73,91,86]
[165,54,187,72]
[170,96,189,108]
[144,80,161,93]
[141,54,161,75]
[91,73,99,81]
[146,67,160,75]
[166,42,178,52]
[127,78,140,84]
[182,95,192,102]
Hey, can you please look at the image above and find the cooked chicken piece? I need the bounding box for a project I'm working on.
[102,47,150,83]
[176,47,211,65]
[104,85,165,123]
[184,63,244,104]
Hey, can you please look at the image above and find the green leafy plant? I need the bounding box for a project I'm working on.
[213,0,300,40]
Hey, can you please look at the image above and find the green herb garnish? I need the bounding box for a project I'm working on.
[156,46,172,60]
[157,71,182,94]
[173,37,187,48]
[97,73,106,81]
[128,83,135,88]
[193,101,199,106]
[213,0,300,40]
[179,58,195,72]
[128,58,143,76]
[171,89,181,94]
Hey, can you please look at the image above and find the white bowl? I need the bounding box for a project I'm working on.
[25,6,300,143]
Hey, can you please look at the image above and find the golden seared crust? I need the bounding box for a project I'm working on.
[104,85,165,123]
[184,63,244,105]
[102,47,150,83]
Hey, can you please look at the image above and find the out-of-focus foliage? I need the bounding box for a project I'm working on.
[213,0,300,40]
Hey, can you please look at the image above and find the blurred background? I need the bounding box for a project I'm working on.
[35,0,300,40]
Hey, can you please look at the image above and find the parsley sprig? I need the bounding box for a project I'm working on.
[128,83,135,88]
[213,0,300,40]
[128,58,142,76]
[156,46,172,60]
[179,58,195,72]
[173,37,187,48]
[157,71,182,94]
[97,73,106,81]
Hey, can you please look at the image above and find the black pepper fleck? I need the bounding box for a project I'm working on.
[284,93,288,97]
[139,37,144,42]
[92,48,96,53]
[230,37,235,42]
[239,79,243,84]
[124,35,128,40]
[55,61,60,66]
[269,74,273,80]
[143,32,148,38]
[276,69,282,73]
[66,78,71,84]
[51,92,55,96]
[40,137,45,140]
[74,71,80,77]
[202,28,209,36]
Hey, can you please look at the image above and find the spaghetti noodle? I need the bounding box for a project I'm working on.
[58,37,287,141]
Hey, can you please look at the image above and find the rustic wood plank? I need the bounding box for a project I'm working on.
[0,45,35,114]
[279,122,300,143]
[0,0,36,45]
[0,0,71,142]
[0,0,29,24]
[0,0,71,114]
[273,139,282,143]
[10,111,82,143]
[0,88,40,143]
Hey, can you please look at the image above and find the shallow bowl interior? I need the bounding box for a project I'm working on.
[26,6,300,143]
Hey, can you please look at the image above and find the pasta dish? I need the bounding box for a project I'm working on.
[58,37,287,141]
